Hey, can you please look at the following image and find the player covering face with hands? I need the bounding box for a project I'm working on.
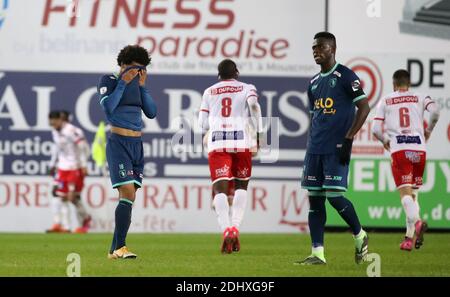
[97,45,157,259]
[297,32,371,265]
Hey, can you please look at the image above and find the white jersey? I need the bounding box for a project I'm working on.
[51,123,88,170]
[200,79,257,152]
[373,90,434,154]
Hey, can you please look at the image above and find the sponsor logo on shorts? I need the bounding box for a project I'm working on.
[307,176,317,181]
[401,174,413,184]
[118,163,126,178]
[405,151,422,163]
[215,164,230,178]
[236,167,249,178]
[325,175,342,181]
[68,183,76,192]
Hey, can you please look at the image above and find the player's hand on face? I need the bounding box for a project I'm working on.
[139,69,147,86]
[121,68,139,84]
[424,130,431,142]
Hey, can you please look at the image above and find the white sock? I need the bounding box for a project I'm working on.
[406,217,415,238]
[213,193,231,232]
[61,201,71,230]
[231,189,247,229]
[51,198,62,225]
[401,195,419,231]
[413,190,420,219]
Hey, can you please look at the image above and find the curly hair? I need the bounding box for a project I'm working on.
[117,45,152,67]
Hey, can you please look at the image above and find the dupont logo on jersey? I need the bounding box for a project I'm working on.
[215,164,230,178]
[211,86,243,95]
[0,0,8,29]
[387,96,419,105]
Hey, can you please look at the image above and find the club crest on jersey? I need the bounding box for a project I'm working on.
[100,87,107,95]
[329,77,337,88]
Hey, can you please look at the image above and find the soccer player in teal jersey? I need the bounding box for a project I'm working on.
[97,45,157,259]
[296,32,371,265]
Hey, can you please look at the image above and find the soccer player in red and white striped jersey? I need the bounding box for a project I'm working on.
[47,111,91,234]
[372,69,440,251]
[198,59,263,254]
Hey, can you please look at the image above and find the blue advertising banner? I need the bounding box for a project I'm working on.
[0,71,310,179]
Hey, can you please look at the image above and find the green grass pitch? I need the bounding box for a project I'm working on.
[0,233,449,276]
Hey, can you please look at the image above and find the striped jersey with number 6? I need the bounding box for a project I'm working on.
[200,79,257,152]
[373,90,435,153]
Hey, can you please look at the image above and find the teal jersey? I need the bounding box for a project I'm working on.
[307,63,367,154]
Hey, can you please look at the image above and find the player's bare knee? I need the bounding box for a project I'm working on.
[234,180,249,191]
[399,186,413,199]
[118,184,136,201]
[213,180,229,195]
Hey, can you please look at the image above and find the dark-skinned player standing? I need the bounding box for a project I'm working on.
[296,32,371,265]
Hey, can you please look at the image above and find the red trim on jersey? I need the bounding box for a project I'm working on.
[424,101,435,111]
[246,95,258,100]
[200,109,209,113]
[373,117,384,121]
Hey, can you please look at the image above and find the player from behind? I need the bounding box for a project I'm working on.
[372,69,440,251]
[47,111,91,233]
[198,59,263,254]
[97,45,156,259]
[297,32,371,265]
